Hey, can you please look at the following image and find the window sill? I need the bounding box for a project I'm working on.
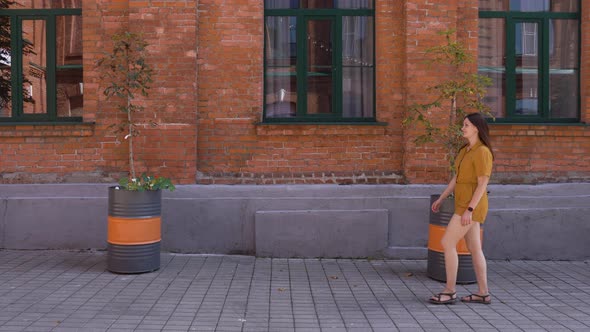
[0,122,95,137]
[489,122,587,127]
[257,121,388,126]
[256,121,388,136]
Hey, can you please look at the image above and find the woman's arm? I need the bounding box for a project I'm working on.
[431,175,457,213]
[461,175,490,225]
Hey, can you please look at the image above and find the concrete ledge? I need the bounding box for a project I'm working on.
[485,208,590,260]
[255,209,388,258]
[383,246,429,259]
[0,183,588,260]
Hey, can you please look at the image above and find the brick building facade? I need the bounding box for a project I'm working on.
[1,0,588,185]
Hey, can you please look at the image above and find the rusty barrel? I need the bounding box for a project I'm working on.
[107,187,161,274]
[427,195,483,284]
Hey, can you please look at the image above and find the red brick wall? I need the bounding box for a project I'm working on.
[403,0,461,183]
[0,0,588,185]
[402,0,590,184]
[0,0,197,184]
[485,0,590,184]
[195,0,406,184]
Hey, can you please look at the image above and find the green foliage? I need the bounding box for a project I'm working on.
[403,29,493,175]
[118,174,176,192]
[97,31,173,191]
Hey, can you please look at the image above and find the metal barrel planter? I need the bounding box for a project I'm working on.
[107,187,162,274]
[427,195,483,284]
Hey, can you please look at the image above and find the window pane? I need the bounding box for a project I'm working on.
[515,22,539,116]
[56,68,82,117]
[24,0,82,9]
[337,0,374,9]
[0,15,12,117]
[56,15,83,117]
[295,0,374,9]
[265,16,296,66]
[306,19,333,115]
[22,19,46,115]
[550,0,579,12]
[302,0,334,8]
[342,16,373,66]
[343,68,373,117]
[266,68,297,118]
[342,16,373,118]
[265,0,299,9]
[549,19,578,118]
[510,0,549,11]
[479,0,508,10]
[56,15,82,66]
[478,18,506,118]
[265,16,297,118]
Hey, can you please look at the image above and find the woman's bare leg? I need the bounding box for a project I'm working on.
[464,222,489,296]
[431,214,473,301]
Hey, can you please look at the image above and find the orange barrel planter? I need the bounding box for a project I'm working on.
[427,195,483,284]
[107,187,162,274]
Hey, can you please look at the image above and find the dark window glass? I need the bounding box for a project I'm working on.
[265,0,373,9]
[478,18,506,118]
[264,3,375,122]
[0,5,82,122]
[478,1,579,122]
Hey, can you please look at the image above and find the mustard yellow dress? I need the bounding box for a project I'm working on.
[454,141,493,223]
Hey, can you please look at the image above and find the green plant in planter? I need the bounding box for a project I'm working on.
[403,29,493,177]
[97,31,174,191]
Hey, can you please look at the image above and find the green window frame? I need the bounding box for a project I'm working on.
[264,2,375,123]
[0,8,82,123]
[478,1,581,123]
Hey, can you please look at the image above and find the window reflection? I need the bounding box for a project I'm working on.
[478,18,505,118]
[549,19,578,118]
[0,15,12,117]
[22,19,45,115]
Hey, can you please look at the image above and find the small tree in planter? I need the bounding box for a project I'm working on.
[403,29,493,284]
[404,29,493,177]
[97,31,174,274]
[98,31,174,191]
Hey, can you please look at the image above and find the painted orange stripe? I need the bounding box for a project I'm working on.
[107,216,161,245]
[428,224,483,255]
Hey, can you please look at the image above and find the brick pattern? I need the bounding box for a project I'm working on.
[402,0,590,184]
[0,0,198,184]
[195,0,406,184]
[403,0,463,183]
[0,0,588,185]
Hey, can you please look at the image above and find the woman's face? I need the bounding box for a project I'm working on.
[462,117,479,140]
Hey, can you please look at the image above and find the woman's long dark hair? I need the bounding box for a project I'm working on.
[465,112,494,159]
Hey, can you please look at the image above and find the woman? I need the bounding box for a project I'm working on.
[428,112,494,305]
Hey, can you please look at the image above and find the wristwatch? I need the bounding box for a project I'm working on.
[467,207,474,212]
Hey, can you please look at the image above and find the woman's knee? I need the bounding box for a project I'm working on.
[466,242,482,255]
[441,235,457,251]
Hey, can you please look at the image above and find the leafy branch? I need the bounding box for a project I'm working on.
[403,29,493,175]
[97,31,153,182]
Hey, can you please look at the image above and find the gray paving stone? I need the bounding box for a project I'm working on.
[0,251,589,331]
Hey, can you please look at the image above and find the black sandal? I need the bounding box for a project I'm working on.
[461,293,491,304]
[429,292,457,305]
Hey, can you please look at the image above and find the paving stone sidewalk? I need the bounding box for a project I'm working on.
[0,250,588,332]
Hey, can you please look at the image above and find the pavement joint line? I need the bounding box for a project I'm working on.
[0,250,588,332]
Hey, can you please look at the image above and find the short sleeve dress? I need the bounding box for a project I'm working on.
[454,141,493,223]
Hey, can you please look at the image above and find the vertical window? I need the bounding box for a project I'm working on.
[478,0,580,122]
[264,0,375,122]
[0,0,82,122]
